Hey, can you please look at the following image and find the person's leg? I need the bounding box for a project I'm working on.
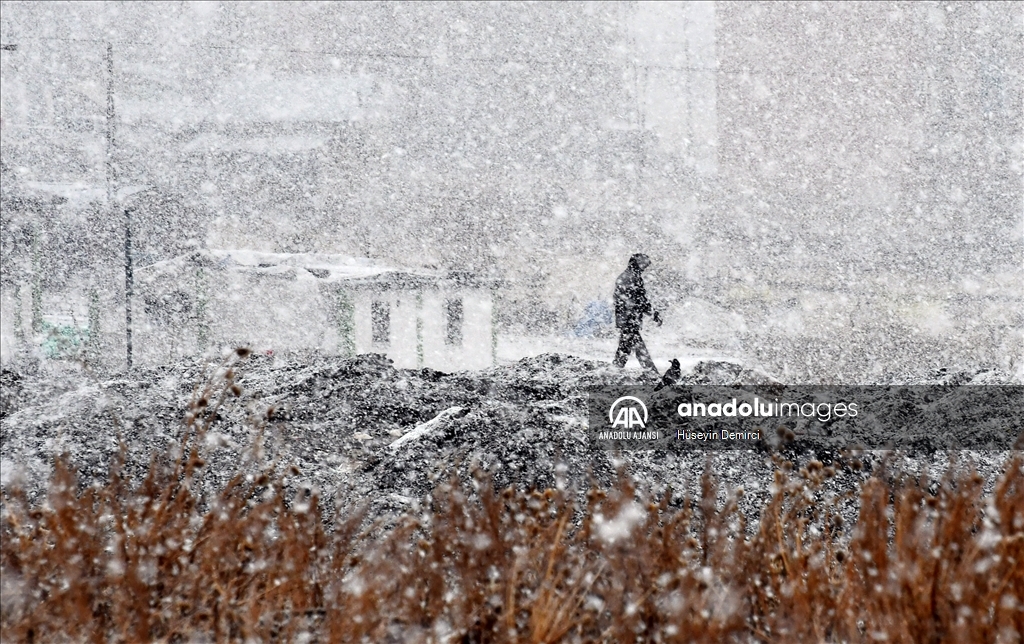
[613,330,633,367]
[633,332,658,375]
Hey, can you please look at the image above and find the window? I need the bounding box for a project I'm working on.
[445,298,463,346]
[371,300,390,346]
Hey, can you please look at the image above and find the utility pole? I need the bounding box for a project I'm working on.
[106,42,115,211]
[0,43,26,340]
[104,42,132,370]
[125,204,134,370]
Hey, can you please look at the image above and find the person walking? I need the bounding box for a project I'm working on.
[612,253,662,375]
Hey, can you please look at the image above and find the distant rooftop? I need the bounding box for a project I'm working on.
[139,248,469,289]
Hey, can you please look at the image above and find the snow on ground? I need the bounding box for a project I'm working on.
[1,349,1016,529]
[497,334,745,375]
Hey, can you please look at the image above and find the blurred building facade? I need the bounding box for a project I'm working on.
[1,1,1020,378]
[135,249,495,370]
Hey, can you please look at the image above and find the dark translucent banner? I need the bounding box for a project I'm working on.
[587,386,1023,451]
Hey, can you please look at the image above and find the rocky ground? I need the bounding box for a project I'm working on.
[1,353,1019,524]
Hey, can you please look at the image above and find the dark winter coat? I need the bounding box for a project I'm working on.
[613,257,652,331]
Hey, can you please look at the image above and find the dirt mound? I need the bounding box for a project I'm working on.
[1,353,1015,514]
[679,359,781,386]
[0,370,22,419]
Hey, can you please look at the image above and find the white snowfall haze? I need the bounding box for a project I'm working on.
[0,2,1020,382]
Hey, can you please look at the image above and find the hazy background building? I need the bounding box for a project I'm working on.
[1,1,1021,380]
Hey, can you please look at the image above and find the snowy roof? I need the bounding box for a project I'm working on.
[18,182,101,209]
[119,74,388,126]
[15,182,162,210]
[138,248,456,289]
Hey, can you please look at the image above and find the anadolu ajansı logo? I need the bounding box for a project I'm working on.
[608,396,648,429]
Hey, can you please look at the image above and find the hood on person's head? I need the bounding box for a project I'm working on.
[629,253,651,272]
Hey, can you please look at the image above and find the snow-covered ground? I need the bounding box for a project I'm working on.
[497,334,747,375]
[1,350,1016,528]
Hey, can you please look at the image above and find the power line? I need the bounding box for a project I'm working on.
[1,37,934,76]
[1,34,636,69]
[5,35,434,61]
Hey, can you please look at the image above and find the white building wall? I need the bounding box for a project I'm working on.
[207,270,326,354]
[419,289,493,372]
[420,291,448,371]
[351,290,419,367]
[16,270,495,371]
[390,293,419,369]
[461,292,493,370]
[352,291,372,354]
